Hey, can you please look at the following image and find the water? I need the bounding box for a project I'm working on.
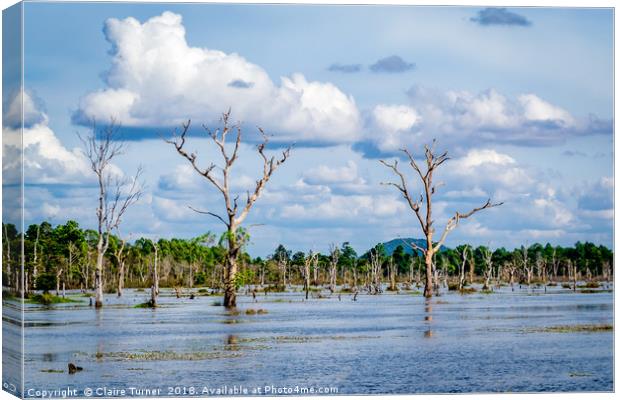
[4,284,614,396]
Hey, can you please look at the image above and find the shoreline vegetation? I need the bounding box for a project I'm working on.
[2,219,613,308]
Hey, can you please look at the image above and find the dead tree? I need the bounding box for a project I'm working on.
[328,244,340,293]
[457,245,469,291]
[80,122,143,308]
[165,111,291,308]
[369,248,383,294]
[276,254,288,288]
[149,241,159,307]
[387,257,397,291]
[3,224,11,293]
[481,247,493,290]
[519,245,532,285]
[301,251,318,300]
[380,142,502,297]
[114,230,128,297]
[550,248,560,282]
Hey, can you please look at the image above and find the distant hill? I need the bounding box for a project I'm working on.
[381,238,447,256]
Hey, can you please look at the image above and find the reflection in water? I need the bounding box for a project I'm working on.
[424,300,433,338]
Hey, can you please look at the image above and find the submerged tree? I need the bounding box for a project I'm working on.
[165,110,291,308]
[80,122,143,308]
[380,141,502,298]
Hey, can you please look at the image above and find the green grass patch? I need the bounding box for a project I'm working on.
[27,294,81,305]
[133,301,157,308]
[579,289,612,294]
[578,281,600,289]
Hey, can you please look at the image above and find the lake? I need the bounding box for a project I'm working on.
[3,283,614,396]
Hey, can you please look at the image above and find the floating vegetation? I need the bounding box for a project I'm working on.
[133,301,156,308]
[236,334,378,344]
[529,324,612,333]
[100,350,243,361]
[245,309,256,315]
[579,281,600,289]
[211,301,222,306]
[580,289,613,294]
[40,369,63,373]
[460,287,477,294]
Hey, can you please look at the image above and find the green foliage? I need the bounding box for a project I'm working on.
[35,273,57,293]
[234,268,255,289]
[28,293,80,305]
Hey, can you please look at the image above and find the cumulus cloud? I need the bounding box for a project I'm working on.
[470,8,532,27]
[369,55,415,73]
[357,86,611,157]
[74,11,361,145]
[328,63,362,73]
[367,104,420,152]
[3,90,91,185]
[303,161,362,185]
[3,88,48,129]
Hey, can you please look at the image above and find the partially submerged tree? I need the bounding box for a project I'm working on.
[165,110,291,308]
[328,243,340,293]
[80,122,143,308]
[380,141,502,298]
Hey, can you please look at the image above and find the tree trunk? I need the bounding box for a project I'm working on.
[117,262,125,297]
[94,236,105,308]
[423,250,434,298]
[150,244,159,307]
[223,252,238,308]
[223,229,239,308]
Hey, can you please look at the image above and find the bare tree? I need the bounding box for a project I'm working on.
[387,256,397,291]
[380,141,502,297]
[165,111,291,308]
[149,241,159,307]
[80,122,143,308]
[114,230,128,297]
[328,243,340,293]
[481,247,493,290]
[301,251,318,300]
[457,245,469,291]
[505,261,517,291]
[518,245,532,286]
[369,247,383,294]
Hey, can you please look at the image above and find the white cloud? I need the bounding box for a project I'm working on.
[368,104,420,152]
[75,11,361,144]
[3,91,91,185]
[360,86,608,155]
[518,94,575,126]
[303,161,363,185]
[280,194,406,221]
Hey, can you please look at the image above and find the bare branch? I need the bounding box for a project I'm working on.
[188,205,229,228]
[433,198,503,252]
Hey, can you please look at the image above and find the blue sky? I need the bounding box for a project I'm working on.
[4,3,614,256]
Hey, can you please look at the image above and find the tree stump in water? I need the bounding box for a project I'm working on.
[68,363,83,374]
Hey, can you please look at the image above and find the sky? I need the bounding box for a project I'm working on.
[2,2,614,257]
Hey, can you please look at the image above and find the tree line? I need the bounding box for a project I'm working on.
[2,219,613,298]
